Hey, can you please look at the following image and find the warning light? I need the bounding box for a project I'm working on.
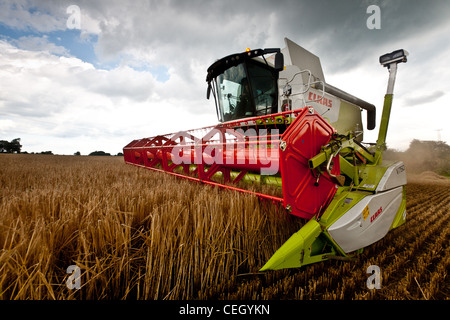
[245,48,251,52]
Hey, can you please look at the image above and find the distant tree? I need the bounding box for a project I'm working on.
[74,151,81,156]
[0,140,8,153]
[10,138,22,153]
[40,151,54,155]
[116,152,123,156]
[404,139,450,174]
[0,138,22,153]
[89,151,111,156]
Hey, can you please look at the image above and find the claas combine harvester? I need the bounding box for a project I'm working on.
[123,38,408,270]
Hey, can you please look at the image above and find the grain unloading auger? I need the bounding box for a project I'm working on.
[123,38,408,271]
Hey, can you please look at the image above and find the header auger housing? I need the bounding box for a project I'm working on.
[123,38,408,270]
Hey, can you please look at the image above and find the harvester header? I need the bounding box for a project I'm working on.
[124,38,408,270]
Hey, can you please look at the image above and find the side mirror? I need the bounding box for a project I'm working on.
[207,83,212,99]
[274,52,284,71]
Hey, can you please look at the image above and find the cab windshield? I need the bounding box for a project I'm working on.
[214,60,278,122]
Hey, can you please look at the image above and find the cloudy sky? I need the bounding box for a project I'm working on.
[0,0,449,155]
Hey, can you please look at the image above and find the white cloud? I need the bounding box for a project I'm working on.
[403,91,446,107]
[0,0,65,32]
[0,39,216,154]
[0,119,16,135]
[10,35,69,55]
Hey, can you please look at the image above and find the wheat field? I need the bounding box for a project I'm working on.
[0,154,449,300]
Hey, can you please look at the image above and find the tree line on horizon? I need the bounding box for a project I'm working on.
[384,139,450,176]
[2,137,449,173]
[0,138,122,156]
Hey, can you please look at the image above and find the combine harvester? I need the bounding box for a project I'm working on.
[123,38,408,270]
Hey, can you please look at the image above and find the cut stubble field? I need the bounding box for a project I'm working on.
[0,154,449,300]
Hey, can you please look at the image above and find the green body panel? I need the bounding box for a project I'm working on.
[260,188,365,271]
[232,171,282,186]
[319,188,370,228]
[172,165,283,187]
[332,100,364,142]
[260,161,407,271]
[377,94,394,149]
[260,187,407,270]
[260,219,337,271]
[389,185,407,230]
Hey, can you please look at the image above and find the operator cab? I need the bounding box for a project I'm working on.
[206,48,284,122]
[206,39,376,142]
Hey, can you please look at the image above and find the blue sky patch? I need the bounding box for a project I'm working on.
[0,22,169,81]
